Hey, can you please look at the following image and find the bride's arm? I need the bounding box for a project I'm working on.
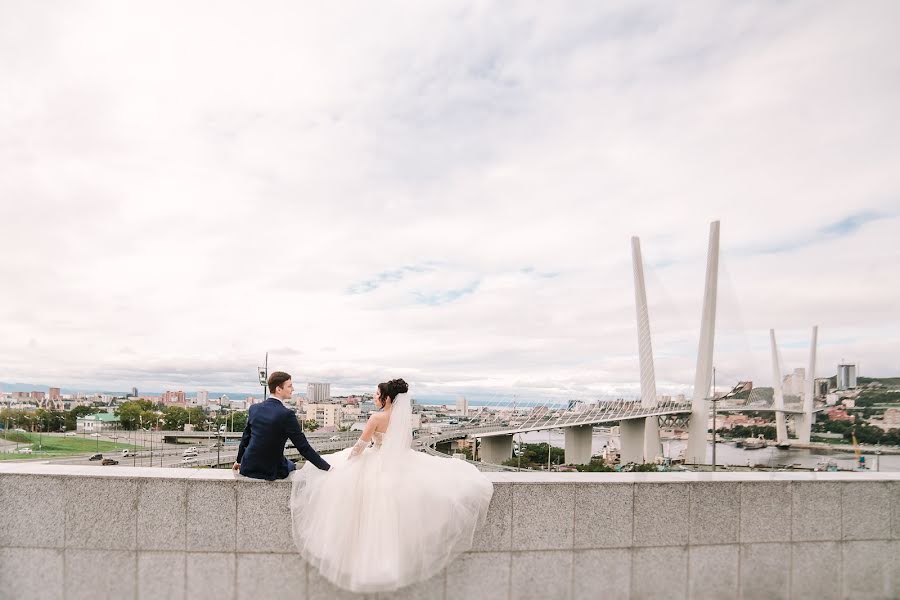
[349,415,378,458]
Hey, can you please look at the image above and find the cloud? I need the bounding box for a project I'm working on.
[1,1,899,400]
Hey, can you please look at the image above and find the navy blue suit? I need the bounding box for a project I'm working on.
[237,397,330,480]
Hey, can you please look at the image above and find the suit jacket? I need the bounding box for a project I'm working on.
[237,397,330,480]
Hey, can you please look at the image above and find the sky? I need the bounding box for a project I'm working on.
[1,1,899,403]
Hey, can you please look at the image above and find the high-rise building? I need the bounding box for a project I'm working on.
[49,387,61,401]
[456,396,468,416]
[30,391,46,401]
[837,364,857,390]
[161,390,186,405]
[307,383,331,404]
[305,403,342,428]
[130,387,139,398]
[196,390,209,405]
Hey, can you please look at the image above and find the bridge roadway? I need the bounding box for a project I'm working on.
[421,399,828,466]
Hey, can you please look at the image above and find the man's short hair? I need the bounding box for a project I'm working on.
[267,371,292,394]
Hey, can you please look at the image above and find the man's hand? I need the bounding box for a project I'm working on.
[232,462,240,471]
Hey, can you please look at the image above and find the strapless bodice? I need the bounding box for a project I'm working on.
[372,431,385,447]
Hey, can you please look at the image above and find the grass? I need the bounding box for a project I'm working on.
[0,432,138,460]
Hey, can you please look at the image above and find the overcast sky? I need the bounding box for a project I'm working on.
[2,1,898,402]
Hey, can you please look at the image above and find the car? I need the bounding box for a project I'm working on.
[121,449,135,457]
[181,456,198,464]
[18,448,32,454]
[101,458,119,466]
[328,435,341,442]
[90,433,101,437]
[182,450,199,458]
[89,453,103,461]
[65,432,77,437]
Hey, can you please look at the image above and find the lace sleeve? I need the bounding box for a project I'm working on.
[349,437,371,459]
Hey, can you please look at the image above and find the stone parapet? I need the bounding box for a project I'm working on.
[0,464,898,599]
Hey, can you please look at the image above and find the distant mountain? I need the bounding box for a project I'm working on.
[0,382,257,398]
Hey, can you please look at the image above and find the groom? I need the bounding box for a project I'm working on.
[233,371,331,479]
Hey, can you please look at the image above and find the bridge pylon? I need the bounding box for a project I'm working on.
[770,329,789,444]
[631,236,662,462]
[686,221,720,464]
[797,325,818,443]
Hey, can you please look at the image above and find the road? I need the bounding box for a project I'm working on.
[3,429,361,468]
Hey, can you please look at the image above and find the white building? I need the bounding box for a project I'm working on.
[305,403,342,428]
[456,396,468,416]
[196,390,209,405]
[837,364,857,390]
[307,383,331,404]
[76,413,120,433]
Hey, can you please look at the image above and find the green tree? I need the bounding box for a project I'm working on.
[230,411,248,432]
[65,406,95,431]
[501,443,565,469]
[140,410,161,429]
[162,406,189,431]
[303,419,320,432]
[115,400,155,430]
[186,407,207,431]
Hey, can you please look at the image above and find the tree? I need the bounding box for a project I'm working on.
[65,406,95,431]
[162,406,189,431]
[186,407,207,431]
[501,443,565,470]
[230,411,248,432]
[115,400,155,430]
[303,419,320,432]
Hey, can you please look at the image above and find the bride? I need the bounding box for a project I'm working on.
[289,378,494,593]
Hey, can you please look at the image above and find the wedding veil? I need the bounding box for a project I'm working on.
[381,392,412,460]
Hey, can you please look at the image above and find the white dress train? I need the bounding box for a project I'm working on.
[289,394,493,593]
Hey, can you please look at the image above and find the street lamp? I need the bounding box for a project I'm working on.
[156,413,163,467]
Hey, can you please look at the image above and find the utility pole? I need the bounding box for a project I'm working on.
[711,366,717,471]
[547,427,552,471]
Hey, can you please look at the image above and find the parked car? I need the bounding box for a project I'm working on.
[64,432,77,437]
[328,435,341,442]
[89,453,103,461]
[18,448,32,454]
[101,458,118,466]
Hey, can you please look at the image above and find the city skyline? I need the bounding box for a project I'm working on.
[2,3,899,401]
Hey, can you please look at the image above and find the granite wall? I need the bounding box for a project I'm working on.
[0,464,898,600]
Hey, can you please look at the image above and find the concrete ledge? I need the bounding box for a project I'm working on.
[1,464,898,599]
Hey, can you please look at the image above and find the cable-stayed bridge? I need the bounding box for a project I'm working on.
[421,220,827,467]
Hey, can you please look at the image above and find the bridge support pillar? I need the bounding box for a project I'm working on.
[479,435,513,464]
[620,419,646,464]
[564,425,593,465]
[644,419,662,463]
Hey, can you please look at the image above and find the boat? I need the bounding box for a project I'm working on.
[742,434,767,450]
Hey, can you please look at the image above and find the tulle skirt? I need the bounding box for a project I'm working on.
[289,446,494,593]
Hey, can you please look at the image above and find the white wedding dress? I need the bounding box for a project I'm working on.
[289,393,493,593]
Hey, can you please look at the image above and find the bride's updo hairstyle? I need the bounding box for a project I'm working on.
[377,378,408,406]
